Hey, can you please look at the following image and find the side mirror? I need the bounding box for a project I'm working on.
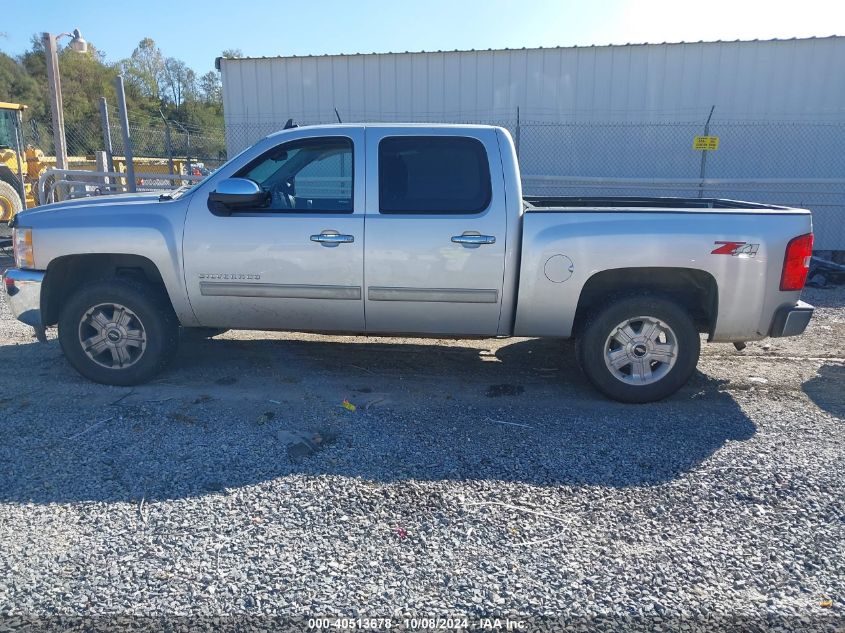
[208,178,270,210]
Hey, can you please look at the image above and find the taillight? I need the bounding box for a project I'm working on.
[780,233,814,291]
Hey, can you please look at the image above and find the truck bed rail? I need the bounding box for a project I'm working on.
[523,196,790,210]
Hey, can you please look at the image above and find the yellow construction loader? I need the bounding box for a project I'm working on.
[0,102,29,221]
[1,102,194,222]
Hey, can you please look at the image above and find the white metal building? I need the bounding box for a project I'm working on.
[218,37,845,249]
[219,36,845,138]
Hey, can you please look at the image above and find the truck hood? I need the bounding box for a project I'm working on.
[14,192,173,225]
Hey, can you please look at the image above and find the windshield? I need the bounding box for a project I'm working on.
[0,110,18,149]
[162,143,255,200]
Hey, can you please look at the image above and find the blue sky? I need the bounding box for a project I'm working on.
[2,0,841,74]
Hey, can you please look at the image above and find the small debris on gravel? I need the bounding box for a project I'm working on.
[486,383,526,397]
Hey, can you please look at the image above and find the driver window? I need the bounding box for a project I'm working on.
[236,137,353,213]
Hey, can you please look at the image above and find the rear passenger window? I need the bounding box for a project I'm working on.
[378,136,491,214]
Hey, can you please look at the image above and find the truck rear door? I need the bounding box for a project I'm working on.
[363,128,507,336]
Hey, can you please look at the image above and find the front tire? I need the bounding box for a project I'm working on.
[0,180,23,223]
[58,278,179,386]
[576,295,700,403]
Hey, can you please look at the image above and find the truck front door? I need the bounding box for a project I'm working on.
[183,130,365,331]
[363,129,507,336]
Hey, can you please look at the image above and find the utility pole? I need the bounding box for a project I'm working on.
[42,28,88,194]
[43,33,68,171]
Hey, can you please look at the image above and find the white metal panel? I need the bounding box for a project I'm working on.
[347,55,365,119]
[221,37,845,130]
[220,37,845,153]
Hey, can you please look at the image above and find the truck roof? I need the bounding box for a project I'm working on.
[265,122,502,139]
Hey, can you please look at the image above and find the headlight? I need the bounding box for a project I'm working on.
[12,228,34,269]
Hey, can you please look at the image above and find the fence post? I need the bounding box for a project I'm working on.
[99,97,115,186]
[165,125,174,175]
[159,109,175,176]
[172,120,192,183]
[698,105,715,198]
[184,128,192,181]
[94,151,108,189]
[515,106,521,161]
[114,75,136,193]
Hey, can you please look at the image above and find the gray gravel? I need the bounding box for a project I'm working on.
[0,259,843,630]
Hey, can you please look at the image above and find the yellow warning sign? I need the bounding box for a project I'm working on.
[693,136,720,150]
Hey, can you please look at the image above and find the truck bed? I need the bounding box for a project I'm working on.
[523,196,807,213]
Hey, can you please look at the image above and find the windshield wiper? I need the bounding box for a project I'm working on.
[159,184,193,202]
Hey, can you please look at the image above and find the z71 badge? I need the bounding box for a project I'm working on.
[711,241,760,257]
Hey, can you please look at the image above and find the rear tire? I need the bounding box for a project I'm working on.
[58,278,180,386]
[0,180,23,223]
[576,294,700,403]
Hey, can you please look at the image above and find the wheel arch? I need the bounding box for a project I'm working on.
[573,267,719,338]
[42,253,176,327]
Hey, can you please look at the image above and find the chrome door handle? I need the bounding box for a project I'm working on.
[451,234,496,246]
[310,232,354,247]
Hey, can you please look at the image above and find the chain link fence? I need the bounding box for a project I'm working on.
[25,110,227,174]
[222,113,845,250]
[18,106,845,250]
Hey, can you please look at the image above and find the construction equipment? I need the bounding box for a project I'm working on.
[1,101,198,217]
[0,102,28,222]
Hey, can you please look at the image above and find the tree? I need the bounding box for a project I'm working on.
[163,57,192,108]
[184,68,197,102]
[58,43,118,154]
[122,37,165,99]
[220,48,243,59]
[0,51,43,115]
[0,34,226,160]
[199,71,221,104]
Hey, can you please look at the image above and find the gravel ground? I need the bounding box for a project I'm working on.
[0,253,843,631]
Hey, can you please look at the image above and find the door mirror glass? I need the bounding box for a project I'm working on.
[208,178,270,212]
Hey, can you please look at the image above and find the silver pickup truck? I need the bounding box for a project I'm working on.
[3,124,814,402]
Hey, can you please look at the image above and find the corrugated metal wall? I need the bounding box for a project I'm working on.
[220,37,845,139]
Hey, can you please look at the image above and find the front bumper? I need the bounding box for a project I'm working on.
[3,268,45,328]
[770,300,814,338]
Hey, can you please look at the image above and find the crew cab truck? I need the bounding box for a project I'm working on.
[3,124,815,403]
